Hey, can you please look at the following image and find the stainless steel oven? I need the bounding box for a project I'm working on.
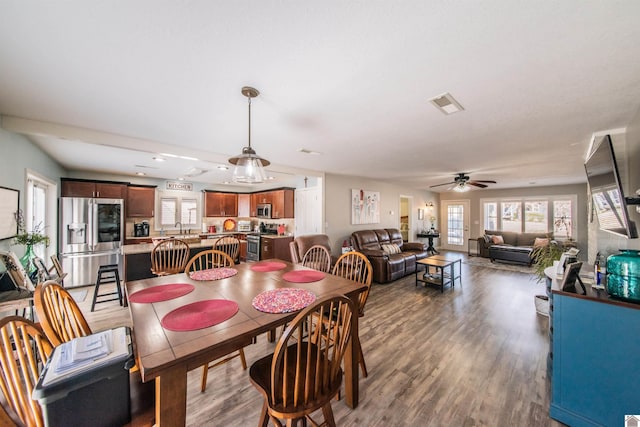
[246,233,261,261]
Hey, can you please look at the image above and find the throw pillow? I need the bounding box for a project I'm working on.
[491,235,504,245]
[381,243,401,255]
[484,234,494,244]
[533,237,550,248]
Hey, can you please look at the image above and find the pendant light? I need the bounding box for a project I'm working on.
[229,86,270,183]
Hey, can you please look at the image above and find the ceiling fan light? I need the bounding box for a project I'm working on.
[453,182,469,192]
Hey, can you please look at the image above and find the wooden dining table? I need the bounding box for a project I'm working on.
[126,260,367,427]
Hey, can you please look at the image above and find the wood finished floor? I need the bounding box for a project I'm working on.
[81,252,565,427]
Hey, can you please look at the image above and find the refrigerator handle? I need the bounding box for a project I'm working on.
[90,199,98,250]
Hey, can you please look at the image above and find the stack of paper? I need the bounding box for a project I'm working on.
[55,330,112,374]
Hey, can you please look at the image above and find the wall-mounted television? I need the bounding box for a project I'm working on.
[584,135,638,238]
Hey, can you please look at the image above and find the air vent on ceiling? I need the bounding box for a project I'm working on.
[429,92,464,115]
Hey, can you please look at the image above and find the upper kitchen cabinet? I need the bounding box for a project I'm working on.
[204,191,238,217]
[61,178,126,199]
[238,193,250,218]
[126,185,156,217]
[271,189,294,219]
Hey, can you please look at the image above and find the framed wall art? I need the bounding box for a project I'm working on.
[351,189,380,224]
[0,186,19,241]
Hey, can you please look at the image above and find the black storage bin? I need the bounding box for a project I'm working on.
[33,327,133,427]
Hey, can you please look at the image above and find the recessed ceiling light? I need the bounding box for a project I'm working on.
[217,165,229,170]
[159,153,178,158]
[179,155,199,161]
[136,172,146,176]
[153,156,166,162]
[177,177,184,181]
[297,148,322,155]
[266,176,275,180]
[429,92,464,115]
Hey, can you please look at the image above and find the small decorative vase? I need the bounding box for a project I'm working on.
[19,244,36,275]
[606,249,640,302]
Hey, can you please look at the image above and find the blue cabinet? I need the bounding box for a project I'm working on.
[551,293,640,426]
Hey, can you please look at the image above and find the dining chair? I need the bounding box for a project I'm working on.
[32,257,66,285]
[332,250,373,377]
[301,244,332,273]
[150,239,190,276]
[184,249,248,392]
[0,315,54,427]
[213,236,241,263]
[0,250,36,319]
[34,279,92,346]
[184,249,236,274]
[49,254,68,285]
[249,294,355,427]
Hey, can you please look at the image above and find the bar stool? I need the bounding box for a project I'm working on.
[91,264,125,312]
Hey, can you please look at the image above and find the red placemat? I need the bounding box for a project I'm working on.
[129,283,195,304]
[252,288,316,313]
[250,261,287,272]
[190,268,238,281]
[161,299,239,332]
[282,270,326,283]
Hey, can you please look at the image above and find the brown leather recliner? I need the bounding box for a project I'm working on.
[351,229,428,283]
[289,234,332,264]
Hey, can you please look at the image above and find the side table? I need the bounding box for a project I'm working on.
[467,238,479,257]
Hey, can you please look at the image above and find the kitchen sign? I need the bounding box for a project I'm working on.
[166,181,193,191]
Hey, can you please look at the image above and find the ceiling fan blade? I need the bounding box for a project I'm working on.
[467,182,488,188]
[470,180,497,184]
[429,181,456,188]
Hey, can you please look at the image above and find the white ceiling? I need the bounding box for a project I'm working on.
[1,1,640,191]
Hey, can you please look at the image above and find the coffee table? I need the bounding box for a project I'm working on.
[415,257,458,292]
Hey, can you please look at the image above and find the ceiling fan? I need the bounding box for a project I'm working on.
[430,173,497,191]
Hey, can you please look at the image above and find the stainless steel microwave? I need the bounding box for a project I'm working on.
[257,203,271,218]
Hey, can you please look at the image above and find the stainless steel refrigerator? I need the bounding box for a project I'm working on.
[59,197,124,288]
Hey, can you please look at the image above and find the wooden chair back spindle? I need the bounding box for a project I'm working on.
[184,249,235,274]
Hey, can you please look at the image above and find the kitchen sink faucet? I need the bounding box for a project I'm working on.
[175,222,182,234]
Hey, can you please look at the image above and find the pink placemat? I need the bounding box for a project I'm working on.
[252,288,316,314]
[282,270,326,283]
[250,261,287,272]
[161,299,239,332]
[190,268,238,281]
[129,283,195,304]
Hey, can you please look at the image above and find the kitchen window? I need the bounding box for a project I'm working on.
[157,191,201,232]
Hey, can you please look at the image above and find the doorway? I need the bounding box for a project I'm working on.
[440,200,470,252]
[399,196,412,242]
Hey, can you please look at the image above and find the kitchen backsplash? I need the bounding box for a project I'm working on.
[126,217,295,237]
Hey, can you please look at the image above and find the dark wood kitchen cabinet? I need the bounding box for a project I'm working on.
[204,191,238,217]
[260,236,293,262]
[126,185,156,217]
[61,178,126,198]
[271,189,294,219]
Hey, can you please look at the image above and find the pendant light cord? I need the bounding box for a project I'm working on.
[247,96,252,149]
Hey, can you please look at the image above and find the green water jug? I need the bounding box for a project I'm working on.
[606,249,640,302]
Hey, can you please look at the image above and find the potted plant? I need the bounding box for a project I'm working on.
[531,240,564,283]
[12,210,50,274]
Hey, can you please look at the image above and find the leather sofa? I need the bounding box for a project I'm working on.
[477,229,552,265]
[351,228,429,283]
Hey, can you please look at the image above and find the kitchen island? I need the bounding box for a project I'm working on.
[122,236,247,281]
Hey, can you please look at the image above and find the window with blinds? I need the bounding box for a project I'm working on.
[157,192,201,231]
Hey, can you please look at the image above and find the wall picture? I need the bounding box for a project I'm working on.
[351,189,380,224]
[0,186,19,241]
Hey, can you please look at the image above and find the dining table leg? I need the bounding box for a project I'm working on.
[155,364,188,427]
[344,305,360,409]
